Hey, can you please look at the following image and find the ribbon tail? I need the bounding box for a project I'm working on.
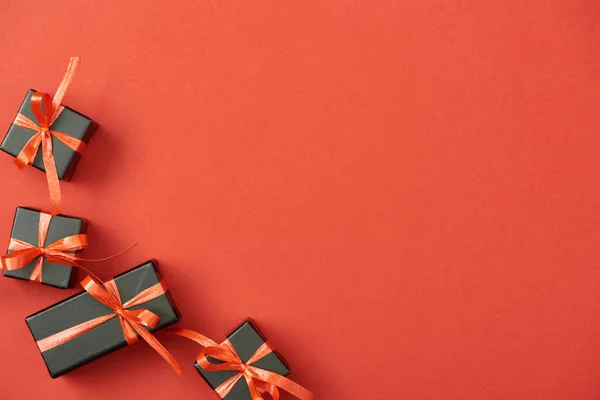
[39,255,109,285]
[163,328,220,348]
[215,374,244,399]
[14,132,42,169]
[76,265,105,285]
[44,254,83,268]
[245,375,274,400]
[74,243,138,263]
[29,256,45,283]
[51,57,80,124]
[131,322,183,375]
[118,317,140,346]
[253,380,280,400]
[44,238,134,284]
[44,255,102,282]
[40,132,62,216]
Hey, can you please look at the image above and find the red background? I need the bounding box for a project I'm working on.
[1,1,600,399]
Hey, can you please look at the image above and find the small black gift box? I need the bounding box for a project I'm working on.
[25,260,180,378]
[0,89,96,180]
[196,320,291,400]
[3,206,86,289]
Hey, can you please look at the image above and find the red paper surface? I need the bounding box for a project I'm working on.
[1,1,600,399]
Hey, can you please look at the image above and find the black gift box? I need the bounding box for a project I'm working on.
[3,206,86,289]
[195,320,290,400]
[1,89,96,180]
[25,260,180,378]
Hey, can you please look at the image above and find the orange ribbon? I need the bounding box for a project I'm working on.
[166,328,313,400]
[0,210,134,284]
[36,276,183,375]
[0,211,87,283]
[12,57,86,216]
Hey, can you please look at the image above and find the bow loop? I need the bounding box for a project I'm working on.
[122,308,161,330]
[45,233,88,252]
[197,344,245,373]
[30,92,53,130]
[0,246,42,271]
[13,131,42,170]
[81,276,121,310]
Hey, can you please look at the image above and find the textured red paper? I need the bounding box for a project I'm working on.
[1,1,600,399]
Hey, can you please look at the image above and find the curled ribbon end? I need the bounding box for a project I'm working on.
[13,158,28,170]
[174,364,184,376]
[80,275,100,289]
[75,242,137,263]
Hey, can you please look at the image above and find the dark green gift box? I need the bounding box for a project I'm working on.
[25,260,180,378]
[3,206,86,289]
[1,89,96,180]
[195,320,290,400]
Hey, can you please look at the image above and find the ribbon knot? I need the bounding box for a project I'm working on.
[11,57,86,216]
[114,306,125,316]
[35,276,183,375]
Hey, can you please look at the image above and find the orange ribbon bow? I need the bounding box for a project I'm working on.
[36,276,183,375]
[0,211,87,283]
[12,57,86,216]
[0,211,134,284]
[166,328,313,400]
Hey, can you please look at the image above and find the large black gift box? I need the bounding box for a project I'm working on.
[195,320,290,400]
[3,206,86,289]
[1,89,96,180]
[25,260,180,378]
